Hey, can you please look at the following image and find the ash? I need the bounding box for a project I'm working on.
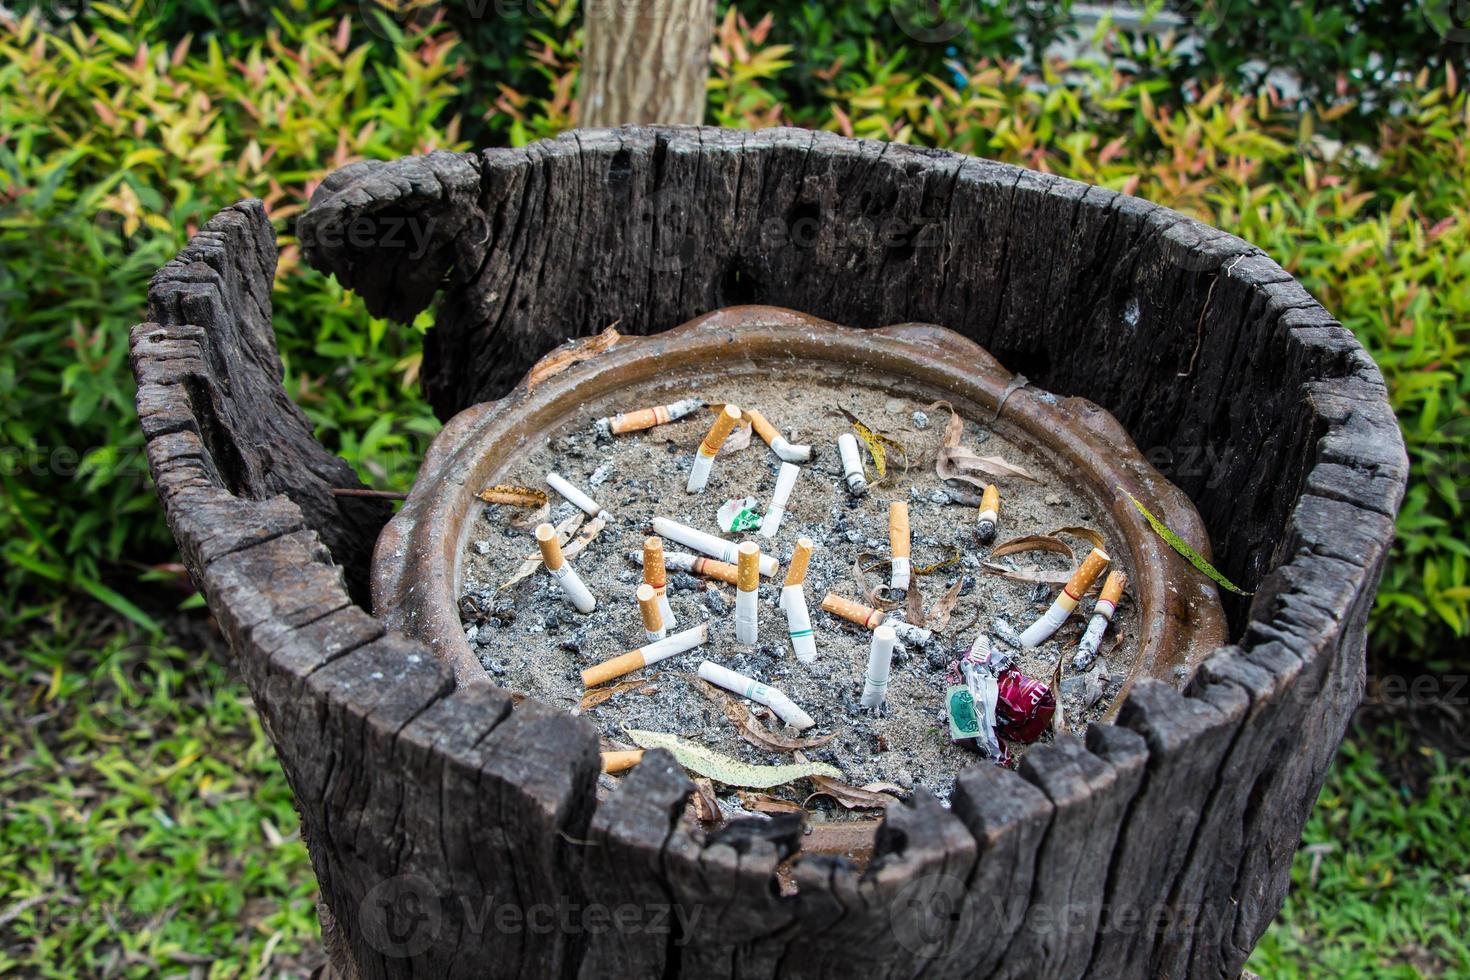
[460,376,1140,815]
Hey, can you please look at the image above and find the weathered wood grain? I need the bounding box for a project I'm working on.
[130,127,1407,978]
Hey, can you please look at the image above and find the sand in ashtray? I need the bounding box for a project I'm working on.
[459,375,1139,817]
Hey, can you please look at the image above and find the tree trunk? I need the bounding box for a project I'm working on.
[581,0,713,127]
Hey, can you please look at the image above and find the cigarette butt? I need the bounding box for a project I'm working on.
[784,537,814,587]
[737,542,761,592]
[581,623,710,687]
[1066,547,1111,600]
[643,537,667,588]
[888,502,911,558]
[547,471,610,521]
[821,592,885,630]
[582,650,646,688]
[692,556,740,585]
[637,583,663,634]
[1099,570,1127,606]
[745,408,780,446]
[838,433,867,495]
[601,750,644,773]
[535,523,564,570]
[700,404,742,457]
[978,484,1000,542]
[598,397,704,437]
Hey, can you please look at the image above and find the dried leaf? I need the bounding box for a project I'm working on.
[927,576,966,633]
[904,574,926,628]
[990,534,1075,562]
[562,515,606,561]
[581,673,660,711]
[1051,526,1107,552]
[625,730,842,789]
[526,325,621,389]
[938,449,1038,486]
[693,677,836,753]
[929,401,1037,486]
[913,550,963,576]
[691,777,722,825]
[477,484,548,509]
[738,791,806,815]
[500,513,586,589]
[804,774,903,810]
[840,408,887,483]
[1121,489,1250,595]
[1050,657,1066,735]
[853,551,897,610]
[509,501,550,531]
[720,418,753,454]
[982,534,1077,585]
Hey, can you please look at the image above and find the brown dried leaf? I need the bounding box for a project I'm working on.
[580,673,661,711]
[927,576,966,633]
[854,551,897,610]
[1051,526,1107,552]
[1051,657,1066,735]
[980,562,1072,586]
[990,534,1075,562]
[738,791,807,815]
[720,418,753,454]
[804,774,903,810]
[693,677,837,753]
[691,777,722,826]
[904,573,926,628]
[938,448,1038,486]
[477,484,549,509]
[526,325,621,389]
[501,513,586,590]
[563,515,606,561]
[929,401,1037,486]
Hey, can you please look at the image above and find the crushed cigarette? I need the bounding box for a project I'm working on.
[687,404,742,493]
[837,432,868,496]
[697,661,815,731]
[977,483,1000,543]
[1073,570,1126,670]
[859,625,897,713]
[745,408,812,462]
[536,522,595,613]
[651,516,778,577]
[1019,547,1110,648]
[581,623,710,688]
[759,462,800,538]
[594,397,704,438]
[547,470,611,522]
[637,582,666,642]
[889,501,911,592]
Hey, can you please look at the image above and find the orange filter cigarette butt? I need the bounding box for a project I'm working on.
[821,592,885,630]
[601,750,644,773]
[784,538,814,588]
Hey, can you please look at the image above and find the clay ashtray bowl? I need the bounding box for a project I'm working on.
[373,305,1226,855]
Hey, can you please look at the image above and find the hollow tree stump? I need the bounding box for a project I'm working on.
[131,127,1406,979]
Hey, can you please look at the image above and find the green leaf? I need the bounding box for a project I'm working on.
[1120,488,1251,596]
[625,729,842,789]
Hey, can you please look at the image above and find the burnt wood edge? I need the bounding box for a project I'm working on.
[140,133,1406,976]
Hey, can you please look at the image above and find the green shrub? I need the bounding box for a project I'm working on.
[2,3,1464,661]
[0,2,461,626]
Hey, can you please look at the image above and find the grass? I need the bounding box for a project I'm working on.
[0,606,319,978]
[2,607,1465,977]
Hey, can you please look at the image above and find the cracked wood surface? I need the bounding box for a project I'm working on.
[130,127,1406,978]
